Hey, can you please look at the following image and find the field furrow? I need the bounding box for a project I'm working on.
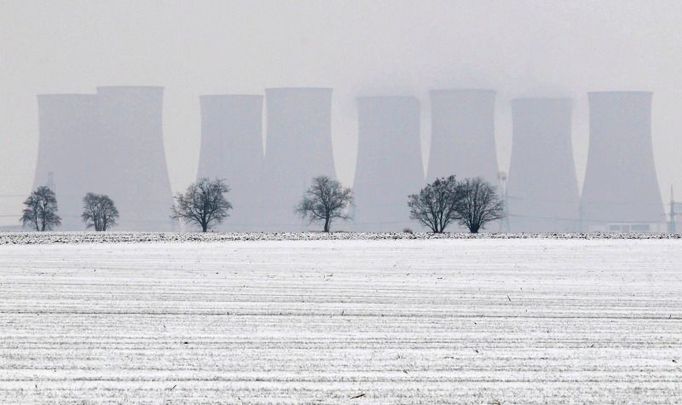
[0,239,680,403]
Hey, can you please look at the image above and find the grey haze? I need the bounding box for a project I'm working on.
[1,0,681,228]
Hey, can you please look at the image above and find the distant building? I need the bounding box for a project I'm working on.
[198,95,264,230]
[581,91,665,232]
[353,96,424,231]
[507,98,580,232]
[262,88,336,231]
[34,94,98,230]
[33,87,175,231]
[96,86,174,231]
[428,89,498,183]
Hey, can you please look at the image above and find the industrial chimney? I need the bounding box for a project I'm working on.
[581,91,665,232]
[507,98,580,232]
[198,95,264,230]
[34,94,99,230]
[353,96,424,231]
[262,87,335,231]
[96,86,174,231]
[428,89,498,183]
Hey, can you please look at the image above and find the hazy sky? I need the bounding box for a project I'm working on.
[1,0,682,224]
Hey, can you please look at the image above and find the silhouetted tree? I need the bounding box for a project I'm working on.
[21,186,61,231]
[456,177,504,233]
[171,178,232,232]
[408,175,463,233]
[82,193,119,231]
[296,176,353,232]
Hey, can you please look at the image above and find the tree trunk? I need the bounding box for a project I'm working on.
[323,217,330,233]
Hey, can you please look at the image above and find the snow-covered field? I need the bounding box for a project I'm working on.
[0,238,680,404]
[1,231,681,245]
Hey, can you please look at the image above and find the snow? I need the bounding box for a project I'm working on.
[0,238,680,403]
[1,231,681,245]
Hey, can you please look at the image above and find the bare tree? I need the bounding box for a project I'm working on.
[456,177,505,233]
[21,186,61,231]
[296,176,353,232]
[171,178,232,232]
[82,193,119,231]
[408,175,463,233]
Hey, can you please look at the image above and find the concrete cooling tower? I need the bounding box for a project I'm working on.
[353,96,424,231]
[33,87,174,231]
[581,91,665,231]
[96,86,174,231]
[427,89,498,183]
[262,88,336,231]
[507,98,580,232]
[33,94,99,230]
[198,95,264,230]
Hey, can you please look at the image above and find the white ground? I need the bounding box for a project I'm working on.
[0,239,680,404]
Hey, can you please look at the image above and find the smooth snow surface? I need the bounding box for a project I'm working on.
[0,239,680,403]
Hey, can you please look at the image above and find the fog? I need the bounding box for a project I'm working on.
[1,0,681,226]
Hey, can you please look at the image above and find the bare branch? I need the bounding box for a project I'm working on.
[456,177,505,233]
[20,186,61,231]
[296,176,353,232]
[408,176,462,233]
[82,193,119,231]
[171,178,232,232]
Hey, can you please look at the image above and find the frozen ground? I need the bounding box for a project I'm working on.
[0,238,680,404]
[1,231,681,245]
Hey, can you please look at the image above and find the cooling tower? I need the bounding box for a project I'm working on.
[96,86,174,231]
[33,94,99,230]
[427,89,498,183]
[262,88,335,230]
[353,96,423,231]
[198,95,264,230]
[507,98,580,232]
[581,92,664,230]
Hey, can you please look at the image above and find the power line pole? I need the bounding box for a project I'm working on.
[498,171,510,233]
[47,171,55,192]
[671,185,676,234]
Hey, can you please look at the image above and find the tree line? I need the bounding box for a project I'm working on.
[19,175,504,233]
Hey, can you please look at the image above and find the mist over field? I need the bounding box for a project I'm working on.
[2,0,682,227]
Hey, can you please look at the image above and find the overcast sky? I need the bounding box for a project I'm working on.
[1,0,681,224]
